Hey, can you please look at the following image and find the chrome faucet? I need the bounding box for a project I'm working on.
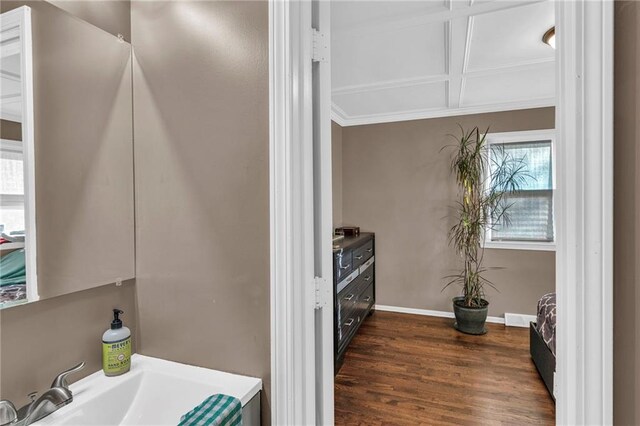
[0,362,85,426]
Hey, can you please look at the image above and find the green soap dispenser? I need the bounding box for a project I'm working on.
[102,309,131,376]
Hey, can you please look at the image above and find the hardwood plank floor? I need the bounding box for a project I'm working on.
[335,311,555,425]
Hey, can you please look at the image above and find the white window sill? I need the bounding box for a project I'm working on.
[483,241,556,252]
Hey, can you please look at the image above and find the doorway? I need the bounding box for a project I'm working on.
[268,1,613,424]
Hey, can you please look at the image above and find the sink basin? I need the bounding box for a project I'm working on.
[35,354,261,425]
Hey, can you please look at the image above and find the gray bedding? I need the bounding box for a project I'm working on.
[536,292,556,356]
[0,284,26,305]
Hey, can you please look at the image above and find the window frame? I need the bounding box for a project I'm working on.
[0,138,26,235]
[0,6,38,306]
[482,129,557,252]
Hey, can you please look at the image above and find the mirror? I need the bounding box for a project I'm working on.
[0,2,135,308]
[0,6,34,307]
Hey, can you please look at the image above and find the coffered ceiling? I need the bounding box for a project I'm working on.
[331,0,556,126]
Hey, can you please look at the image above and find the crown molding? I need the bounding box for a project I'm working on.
[330,104,348,127]
[332,97,555,127]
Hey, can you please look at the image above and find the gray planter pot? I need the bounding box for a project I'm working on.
[452,296,488,335]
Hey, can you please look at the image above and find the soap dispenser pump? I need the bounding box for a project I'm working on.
[102,308,131,376]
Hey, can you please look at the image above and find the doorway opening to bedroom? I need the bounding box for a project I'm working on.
[329,1,557,423]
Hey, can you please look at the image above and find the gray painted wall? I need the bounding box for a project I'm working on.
[0,281,137,406]
[0,119,22,141]
[48,0,131,41]
[613,2,640,424]
[338,108,556,317]
[332,121,343,227]
[131,1,271,422]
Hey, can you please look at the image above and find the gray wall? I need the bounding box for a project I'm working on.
[48,0,131,41]
[0,0,137,407]
[614,1,640,424]
[338,108,556,317]
[0,120,22,141]
[332,121,343,227]
[130,1,271,422]
[0,282,137,406]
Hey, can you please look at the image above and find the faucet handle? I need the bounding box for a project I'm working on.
[0,400,17,426]
[51,362,85,390]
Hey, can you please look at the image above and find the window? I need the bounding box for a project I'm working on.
[485,130,555,251]
[0,139,25,235]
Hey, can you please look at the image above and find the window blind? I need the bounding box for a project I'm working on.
[490,140,554,242]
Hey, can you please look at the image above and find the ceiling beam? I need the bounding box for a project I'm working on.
[333,74,449,96]
[447,15,469,109]
[331,60,554,96]
[332,0,547,37]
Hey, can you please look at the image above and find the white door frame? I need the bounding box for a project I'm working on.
[311,0,335,424]
[269,0,614,424]
[269,0,333,424]
[555,1,613,424]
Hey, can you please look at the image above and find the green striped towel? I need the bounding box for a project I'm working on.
[178,394,242,426]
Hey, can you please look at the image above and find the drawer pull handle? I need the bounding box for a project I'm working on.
[344,294,354,301]
[354,255,363,260]
[366,248,373,253]
[344,318,354,326]
[340,264,351,270]
[364,276,371,281]
[363,296,371,302]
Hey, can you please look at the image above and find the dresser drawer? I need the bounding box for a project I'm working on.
[358,282,375,313]
[352,240,374,269]
[337,283,374,353]
[338,312,359,351]
[334,250,353,283]
[356,263,374,294]
[337,288,358,320]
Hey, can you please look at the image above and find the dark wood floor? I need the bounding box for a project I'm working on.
[335,311,555,425]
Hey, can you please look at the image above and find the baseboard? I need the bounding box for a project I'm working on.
[375,304,506,325]
[504,312,537,328]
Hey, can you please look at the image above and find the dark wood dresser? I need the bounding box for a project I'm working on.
[333,232,375,373]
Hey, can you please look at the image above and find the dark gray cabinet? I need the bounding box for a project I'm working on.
[333,232,375,373]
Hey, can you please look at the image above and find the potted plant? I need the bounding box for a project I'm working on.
[444,126,528,335]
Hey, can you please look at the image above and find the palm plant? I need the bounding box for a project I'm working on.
[444,126,529,308]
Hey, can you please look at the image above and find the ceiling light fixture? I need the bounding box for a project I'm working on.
[542,26,556,49]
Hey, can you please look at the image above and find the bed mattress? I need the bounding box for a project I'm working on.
[536,292,556,356]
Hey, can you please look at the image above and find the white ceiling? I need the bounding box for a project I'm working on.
[331,0,556,126]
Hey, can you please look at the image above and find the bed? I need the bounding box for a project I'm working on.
[530,292,556,401]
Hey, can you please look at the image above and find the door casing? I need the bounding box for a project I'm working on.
[269,1,614,424]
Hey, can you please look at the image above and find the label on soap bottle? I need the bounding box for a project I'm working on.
[102,336,131,376]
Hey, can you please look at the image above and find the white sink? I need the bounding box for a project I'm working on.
[36,354,262,425]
